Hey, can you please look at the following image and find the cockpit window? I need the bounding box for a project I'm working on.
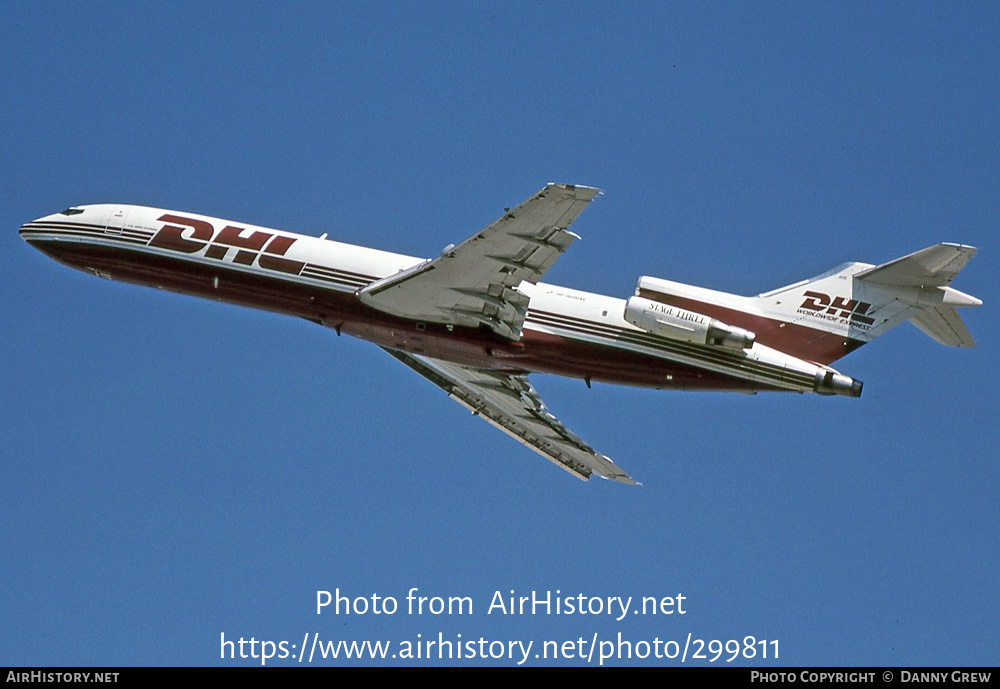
[60,207,85,216]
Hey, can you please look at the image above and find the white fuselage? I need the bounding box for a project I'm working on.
[20,203,855,395]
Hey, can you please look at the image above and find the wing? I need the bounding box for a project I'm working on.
[358,184,599,340]
[383,348,638,485]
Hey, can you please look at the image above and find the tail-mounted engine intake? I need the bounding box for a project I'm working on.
[624,296,756,350]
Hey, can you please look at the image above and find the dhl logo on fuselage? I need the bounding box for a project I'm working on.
[147,214,303,275]
[798,290,875,327]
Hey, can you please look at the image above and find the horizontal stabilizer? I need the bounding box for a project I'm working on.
[856,243,977,287]
[910,306,977,348]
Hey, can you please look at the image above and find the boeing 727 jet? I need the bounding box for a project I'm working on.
[19,184,981,484]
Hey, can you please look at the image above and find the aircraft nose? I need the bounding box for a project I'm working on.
[20,206,88,241]
[19,206,100,268]
[19,216,46,243]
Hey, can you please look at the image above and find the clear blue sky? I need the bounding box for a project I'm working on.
[3,2,997,666]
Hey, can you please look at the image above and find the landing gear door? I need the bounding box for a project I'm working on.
[105,206,132,235]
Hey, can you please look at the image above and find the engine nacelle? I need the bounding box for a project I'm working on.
[814,369,863,397]
[624,296,756,350]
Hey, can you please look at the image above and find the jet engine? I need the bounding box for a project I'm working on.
[624,296,756,350]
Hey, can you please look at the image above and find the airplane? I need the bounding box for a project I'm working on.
[19,184,981,485]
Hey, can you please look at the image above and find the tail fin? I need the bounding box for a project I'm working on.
[751,243,981,362]
[854,243,981,348]
[635,244,980,365]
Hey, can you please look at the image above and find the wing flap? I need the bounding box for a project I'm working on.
[358,184,599,340]
[383,347,637,485]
